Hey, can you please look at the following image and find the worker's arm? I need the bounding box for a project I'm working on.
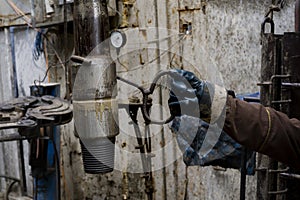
[224,95,300,169]
[168,69,300,170]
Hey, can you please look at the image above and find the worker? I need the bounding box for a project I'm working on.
[168,69,300,170]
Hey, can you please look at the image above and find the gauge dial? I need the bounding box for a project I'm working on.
[110,30,126,49]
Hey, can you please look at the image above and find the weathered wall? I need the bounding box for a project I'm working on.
[0,0,297,200]
[0,27,47,197]
[172,1,295,200]
[0,28,17,194]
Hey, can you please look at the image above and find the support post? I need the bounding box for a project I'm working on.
[30,83,61,200]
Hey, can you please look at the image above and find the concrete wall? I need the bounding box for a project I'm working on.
[0,0,297,199]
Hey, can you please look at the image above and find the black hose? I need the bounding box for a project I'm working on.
[5,180,20,200]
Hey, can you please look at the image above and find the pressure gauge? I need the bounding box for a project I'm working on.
[110,30,126,49]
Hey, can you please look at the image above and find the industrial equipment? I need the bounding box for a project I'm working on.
[0,84,73,199]
[257,0,300,199]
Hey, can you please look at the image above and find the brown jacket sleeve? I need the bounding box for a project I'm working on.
[224,95,300,169]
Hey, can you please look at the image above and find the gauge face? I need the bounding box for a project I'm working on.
[110,31,126,48]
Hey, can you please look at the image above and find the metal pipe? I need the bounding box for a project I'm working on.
[281,173,300,180]
[295,0,300,32]
[73,0,110,57]
[240,147,247,200]
[17,141,27,196]
[73,0,119,174]
[9,27,18,98]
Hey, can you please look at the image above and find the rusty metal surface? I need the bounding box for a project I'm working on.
[0,95,73,132]
[73,0,119,174]
[282,33,300,119]
[258,32,283,200]
[73,0,110,56]
[281,32,300,200]
[258,31,300,200]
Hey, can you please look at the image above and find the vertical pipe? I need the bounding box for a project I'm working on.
[9,27,19,98]
[295,0,300,32]
[30,84,61,200]
[63,0,70,100]
[73,0,119,174]
[73,0,110,57]
[17,141,27,196]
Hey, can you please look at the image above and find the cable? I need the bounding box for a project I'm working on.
[0,175,20,200]
[5,0,68,91]
[106,0,123,18]
[32,29,45,61]
[5,180,20,200]
[33,58,70,96]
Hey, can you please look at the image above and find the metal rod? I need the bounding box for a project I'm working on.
[282,82,300,87]
[128,103,154,200]
[268,168,289,173]
[9,27,19,98]
[0,133,26,142]
[240,147,247,200]
[295,0,300,32]
[0,133,49,142]
[280,172,300,180]
[73,0,110,56]
[117,76,144,92]
[271,100,292,104]
[17,140,27,196]
[268,189,288,195]
[63,0,70,100]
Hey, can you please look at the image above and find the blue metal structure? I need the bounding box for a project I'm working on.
[30,83,61,200]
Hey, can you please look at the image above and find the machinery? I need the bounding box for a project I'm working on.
[258,0,300,199]
[0,84,72,199]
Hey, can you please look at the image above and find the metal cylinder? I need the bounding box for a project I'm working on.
[73,57,119,174]
[80,138,116,174]
[73,0,119,174]
[73,0,110,57]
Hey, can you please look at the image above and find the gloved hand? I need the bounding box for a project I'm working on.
[170,115,255,174]
[168,69,223,123]
[168,69,255,173]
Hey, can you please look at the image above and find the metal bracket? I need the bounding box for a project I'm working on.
[117,70,180,124]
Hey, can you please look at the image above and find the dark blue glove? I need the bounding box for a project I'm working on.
[168,69,213,123]
[168,69,255,174]
[170,115,255,174]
